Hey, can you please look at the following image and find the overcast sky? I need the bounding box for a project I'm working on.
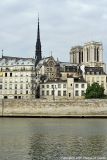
[0,0,107,63]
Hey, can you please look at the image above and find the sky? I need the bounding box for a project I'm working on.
[0,0,107,63]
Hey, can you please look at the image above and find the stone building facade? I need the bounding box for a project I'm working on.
[83,66,107,94]
[40,77,87,100]
[0,56,36,99]
[36,56,60,81]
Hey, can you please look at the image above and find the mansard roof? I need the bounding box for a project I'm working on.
[1,55,34,60]
[85,67,105,75]
[0,55,35,66]
[40,79,67,84]
[74,77,86,83]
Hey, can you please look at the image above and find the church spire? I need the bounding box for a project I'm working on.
[35,16,42,66]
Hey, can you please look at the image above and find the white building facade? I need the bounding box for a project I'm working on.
[0,56,36,99]
[40,77,87,100]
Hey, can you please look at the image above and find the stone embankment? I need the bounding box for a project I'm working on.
[0,99,107,117]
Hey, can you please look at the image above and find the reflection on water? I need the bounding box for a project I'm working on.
[0,118,107,160]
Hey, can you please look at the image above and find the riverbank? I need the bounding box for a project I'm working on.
[0,99,107,117]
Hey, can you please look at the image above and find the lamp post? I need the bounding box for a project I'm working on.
[52,85,57,101]
[52,86,55,101]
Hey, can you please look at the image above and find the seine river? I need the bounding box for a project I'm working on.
[0,118,107,160]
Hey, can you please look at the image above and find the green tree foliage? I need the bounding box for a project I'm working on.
[85,82,105,99]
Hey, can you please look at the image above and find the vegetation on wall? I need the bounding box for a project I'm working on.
[85,82,105,99]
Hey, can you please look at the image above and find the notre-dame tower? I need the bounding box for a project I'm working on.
[35,17,42,66]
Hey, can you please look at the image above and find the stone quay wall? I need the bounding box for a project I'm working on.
[0,99,107,117]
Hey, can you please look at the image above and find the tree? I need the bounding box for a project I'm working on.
[85,82,105,99]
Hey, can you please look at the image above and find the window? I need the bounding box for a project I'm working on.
[15,90,17,94]
[75,84,78,88]
[15,84,17,89]
[63,84,66,88]
[58,90,61,96]
[26,90,28,94]
[75,90,79,96]
[94,47,96,61]
[58,84,61,88]
[49,61,54,66]
[10,73,12,77]
[71,84,72,86]
[97,48,99,62]
[47,85,49,88]
[63,91,66,96]
[69,93,71,97]
[47,90,49,95]
[42,85,44,88]
[26,84,28,89]
[5,84,7,89]
[5,73,7,77]
[81,84,85,88]
[0,85,2,89]
[47,68,49,71]
[51,85,54,88]
[14,96,17,99]
[20,84,23,89]
[79,51,81,63]
[10,79,12,83]
[42,91,44,96]
[5,79,7,83]
[9,84,12,89]
[20,90,22,94]
[51,90,54,95]
[81,90,85,96]
[4,96,8,99]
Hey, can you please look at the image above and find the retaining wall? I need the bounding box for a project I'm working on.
[0,99,107,117]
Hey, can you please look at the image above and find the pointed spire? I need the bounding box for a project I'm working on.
[35,16,42,66]
[37,16,40,40]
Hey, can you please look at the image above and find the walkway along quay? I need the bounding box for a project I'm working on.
[0,99,107,118]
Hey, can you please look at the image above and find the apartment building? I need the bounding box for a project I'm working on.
[0,56,36,99]
[40,77,87,100]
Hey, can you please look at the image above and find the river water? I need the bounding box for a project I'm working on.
[0,118,107,160]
